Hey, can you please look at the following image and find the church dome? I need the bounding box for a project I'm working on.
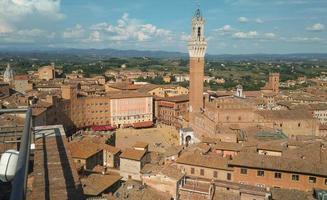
[3,63,14,83]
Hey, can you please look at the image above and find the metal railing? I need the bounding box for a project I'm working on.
[0,107,32,200]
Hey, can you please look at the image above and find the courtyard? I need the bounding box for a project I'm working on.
[115,125,179,152]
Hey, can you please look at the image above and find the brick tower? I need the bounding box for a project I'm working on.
[269,73,280,94]
[188,8,207,113]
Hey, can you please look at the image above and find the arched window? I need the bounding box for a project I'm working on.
[198,27,201,38]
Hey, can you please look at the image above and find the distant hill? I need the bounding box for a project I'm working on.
[1,48,327,61]
[0,48,188,59]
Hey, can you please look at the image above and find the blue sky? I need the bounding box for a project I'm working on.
[0,0,327,54]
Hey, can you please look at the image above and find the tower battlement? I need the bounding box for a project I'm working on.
[188,8,207,58]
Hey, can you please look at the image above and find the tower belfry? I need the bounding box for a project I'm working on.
[188,8,207,113]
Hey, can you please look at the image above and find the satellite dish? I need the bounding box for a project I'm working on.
[0,149,19,182]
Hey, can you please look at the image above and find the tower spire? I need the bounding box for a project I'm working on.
[195,2,202,19]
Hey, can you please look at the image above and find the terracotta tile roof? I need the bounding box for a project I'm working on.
[163,145,183,157]
[120,148,146,161]
[141,164,184,180]
[255,109,313,120]
[82,135,120,154]
[103,145,121,154]
[132,121,153,128]
[32,107,47,116]
[271,188,314,200]
[160,94,189,102]
[80,174,122,196]
[244,91,262,98]
[257,141,287,152]
[14,75,29,80]
[177,150,232,171]
[30,125,83,199]
[107,82,143,90]
[136,84,159,92]
[213,142,242,152]
[109,179,171,200]
[133,141,149,149]
[106,91,152,99]
[68,140,103,159]
[308,103,327,110]
[229,152,327,176]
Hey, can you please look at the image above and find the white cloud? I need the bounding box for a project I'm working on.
[217,25,235,32]
[0,0,64,20]
[306,23,325,31]
[63,24,85,39]
[255,18,264,24]
[215,25,238,36]
[238,17,249,23]
[0,0,64,33]
[180,33,191,41]
[264,32,276,38]
[89,13,172,42]
[17,29,46,37]
[233,31,258,39]
[288,37,322,42]
[232,31,277,40]
[88,31,101,42]
[0,28,53,43]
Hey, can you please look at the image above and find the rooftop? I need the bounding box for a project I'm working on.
[141,164,184,180]
[81,174,122,196]
[30,125,84,199]
[106,91,152,99]
[256,109,313,120]
[133,141,149,149]
[120,148,147,161]
[213,141,242,152]
[229,152,327,176]
[160,94,189,102]
[68,139,103,159]
[177,150,232,171]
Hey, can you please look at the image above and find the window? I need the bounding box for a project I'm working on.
[257,170,265,177]
[200,169,204,176]
[191,168,195,174]
[227,173,232,180]
[325,179,327,185]
[275,172,282,179]
[214,171,218,178]
[309,177,316,183]
[241,168,248,174]
[298,123,301,127]
[292,175,299,181]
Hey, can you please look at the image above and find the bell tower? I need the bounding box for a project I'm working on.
[188,8,207,113]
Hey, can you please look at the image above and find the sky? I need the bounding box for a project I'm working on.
[0,0,327,54]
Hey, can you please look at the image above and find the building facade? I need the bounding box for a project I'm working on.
[14,75,33,94]
[156,95,189,128]
[38,65,55,81]
[60,85,153,129]
[261,73,280,94]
